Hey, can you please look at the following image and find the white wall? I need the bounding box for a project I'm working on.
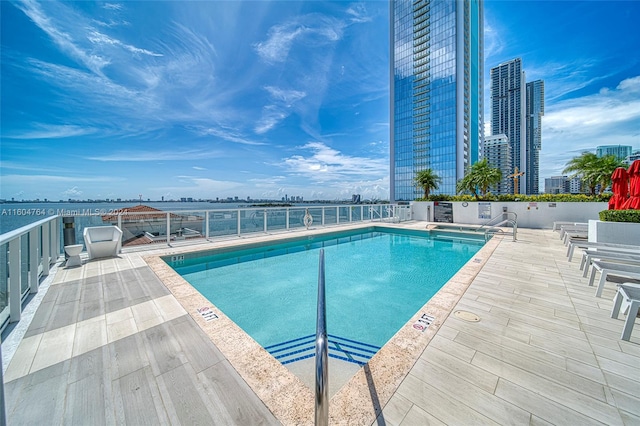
[588,220,640,245]
[411,201,608,229]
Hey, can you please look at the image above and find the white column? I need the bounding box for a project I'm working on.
[8,239,21,322]
[42,222,50,276]
[205,211,210,240]
[29,229,38,294]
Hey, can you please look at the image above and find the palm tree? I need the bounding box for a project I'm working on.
[414,169,441,199]
[563,153,624,195]
[456,159,502,200]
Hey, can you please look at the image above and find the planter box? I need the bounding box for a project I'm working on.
[588,220,640,245]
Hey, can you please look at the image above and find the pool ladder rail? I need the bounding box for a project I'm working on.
[316,249,328,426]
[476,211,518,241]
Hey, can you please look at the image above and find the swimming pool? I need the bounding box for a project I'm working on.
[165,227,485,366]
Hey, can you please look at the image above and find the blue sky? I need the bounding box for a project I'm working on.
[1,1,639,202]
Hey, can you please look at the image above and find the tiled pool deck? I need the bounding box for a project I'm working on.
[2,223,639,425]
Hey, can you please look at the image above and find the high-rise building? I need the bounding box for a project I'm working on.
[482,134,511,195]
[490,58,526,194]
[390,0,484,200]
[596,145,632,161]
[526,80,544,194]
[490,59,544,194]
[544,176,569,194]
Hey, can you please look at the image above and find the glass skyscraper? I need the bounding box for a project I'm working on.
[490,58,525,194]
[390,0,484,200]
[526,80,544,194]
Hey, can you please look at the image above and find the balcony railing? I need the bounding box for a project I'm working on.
[0,204,412,334]
[0,216,61,333]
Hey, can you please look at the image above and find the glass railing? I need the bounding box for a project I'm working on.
[58,204,412,252]
[0,204,412,336]
[0,215,61,333]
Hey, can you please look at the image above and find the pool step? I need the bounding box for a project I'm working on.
[265,334,381,366]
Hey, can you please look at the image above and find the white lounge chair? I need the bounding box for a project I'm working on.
[580,250,640,276]
[610,283,640,341]
[566,241,640,262]
[587,260,640,297]
[84,226,123,260]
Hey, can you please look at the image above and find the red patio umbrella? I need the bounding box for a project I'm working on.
[621,160,640,210]
[609,167,629,210]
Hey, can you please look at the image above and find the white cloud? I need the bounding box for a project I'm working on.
[6,124,97,139]
[14,0,110,75]
[196,127,266,146]
[61,186,83,197]
[85,148,224,162]
[254,14,344,64]
[88,31,162,57]
[192,166,207,171]
[281,141,388,183]
[539,75,640,181]
[264,86,306,105]
[346,3,372,23]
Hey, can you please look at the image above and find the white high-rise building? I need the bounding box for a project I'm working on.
[482,134,511,195]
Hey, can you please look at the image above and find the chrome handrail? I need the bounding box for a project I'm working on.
[315,249,328,426]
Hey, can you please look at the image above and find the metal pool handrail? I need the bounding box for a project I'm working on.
[315,249,328,426]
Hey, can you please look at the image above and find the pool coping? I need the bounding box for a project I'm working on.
[144,222,502,425]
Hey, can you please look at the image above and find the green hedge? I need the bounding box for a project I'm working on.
[416,193,612,203]
[599,209,640,223]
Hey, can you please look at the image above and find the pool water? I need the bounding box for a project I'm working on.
[168,228,484,365]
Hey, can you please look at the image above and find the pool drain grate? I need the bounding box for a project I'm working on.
[453,310,480,322]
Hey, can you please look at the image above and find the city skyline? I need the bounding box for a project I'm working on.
[2,1,639,201]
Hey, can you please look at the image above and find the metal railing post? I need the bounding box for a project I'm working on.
[166,213,171,245]
[336,207,339,225]
[205,211,210,240]
[29,229,38,294]
[8,238,21,323]
[315,249,328,426]
[41,221,50,276]
[321,208,325,226]
[263,210,268,233]
[237,210,241,237]
[286,208,290,230]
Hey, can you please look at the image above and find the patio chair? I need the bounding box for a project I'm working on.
[610,283,640,341]
[84,226,123,260]
[580,250,640,277]
[566,240,640,262]
[587,260,640,297]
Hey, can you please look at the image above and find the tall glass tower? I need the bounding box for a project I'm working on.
[490,58,526,194]
[526,80,544,194]
[390,0,484,200]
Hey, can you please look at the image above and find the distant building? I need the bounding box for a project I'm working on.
[390,0,484,199]
[627,149,640,165]
[569,176,584,194]
[526,80,544,194]
[482,134,511,195]
[545,176,570,194]
[596,145,632,161]
[491,58,526,194]
[490,58,544,195]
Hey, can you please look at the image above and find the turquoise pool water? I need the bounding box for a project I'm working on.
[167,228,485,365]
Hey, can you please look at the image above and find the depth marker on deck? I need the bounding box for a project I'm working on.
[197,306,219,321]
[412,313,434,332]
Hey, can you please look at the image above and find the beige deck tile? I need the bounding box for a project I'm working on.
[4,334,42,382]
[106,317,138,343]
[72,316,108,357]
[494,379,603,425]
[473,352,621,425]
[105,306,134,325]
[426,334,476,363]
[375,393,413,426]
[397,373,499,425]
[399,404,446,426]
[592,342,640,367]
[130,299,163,329]
[420,346,498,393]
[610,388,640,417]
[30,323,76,373]
[153,294,187,321]
[597,357,640,382]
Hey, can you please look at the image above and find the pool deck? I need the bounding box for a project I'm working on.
[3,223,640,425]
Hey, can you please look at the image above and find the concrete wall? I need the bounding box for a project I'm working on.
[411,201,608,229]
[588,220,640,245]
